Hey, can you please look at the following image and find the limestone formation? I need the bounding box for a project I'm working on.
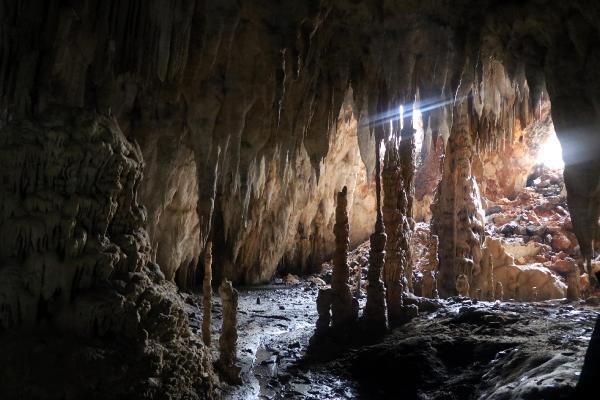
[382,136,405,325]
[364,138,387,333]
[331,187,359,327]
[431,102,486,298]
[202,242,213,346]
[567,268,581,301]
[218,279,241,384]
[495,281,505,301]
[316,288,333,332]
[3,1,600,397]
[456,274,471,297]
[472,243,495,300]
[399,120,417,292]
[422,271,439,299]
[0,112,214,397]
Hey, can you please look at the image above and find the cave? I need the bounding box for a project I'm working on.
[1,1,600,399]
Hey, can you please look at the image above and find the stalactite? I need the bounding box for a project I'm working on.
[331,186,359,327]
[202,242,213,346]
[363,135,387,333]
[218,279,241,384]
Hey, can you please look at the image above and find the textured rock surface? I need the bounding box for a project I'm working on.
[431,101,486,298]
[382,135,405,325]
[218,279,241,384]
[0,112,213,398]
[202,242,213,346]
[330,187,359,327]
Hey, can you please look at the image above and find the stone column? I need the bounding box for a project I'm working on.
[331,186,359,327]
[567,267,581,301]
[431,101,485,297]
[202,242,213,346]
[382,133,405,326]
[218,279,241,384]
[399,117,417,292]
[363,136,387,333]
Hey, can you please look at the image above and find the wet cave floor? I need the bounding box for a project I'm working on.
[183,282,598,400]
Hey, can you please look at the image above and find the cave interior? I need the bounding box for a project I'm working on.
[1,1,600,399]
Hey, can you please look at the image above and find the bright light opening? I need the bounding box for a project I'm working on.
[537,131,564,169]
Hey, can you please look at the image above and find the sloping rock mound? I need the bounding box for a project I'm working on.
[0,111,213,399]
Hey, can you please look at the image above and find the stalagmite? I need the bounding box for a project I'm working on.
[456,274,471,297]
[316,288,333,332]
[218,279,241,384]
[363,136,387,333]
[567,268,581,301]
[495,281,504,301]
[399,119,417,292]
[331,187,359,327]
[382,135,405,326]
[472,243,495,300]
[202,242,213,346]
[431,101,486,297]
[422,271,439,299]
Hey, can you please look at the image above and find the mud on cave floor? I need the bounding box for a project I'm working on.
[183,280,598,400]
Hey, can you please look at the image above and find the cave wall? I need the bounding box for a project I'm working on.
[2,0,600,397]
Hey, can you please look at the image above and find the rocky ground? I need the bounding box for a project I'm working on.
[184,279,598,400]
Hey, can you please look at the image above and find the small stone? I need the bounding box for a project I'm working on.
[500,222,518,235]
[552,231,572,251]
[550,258,576,274]
[486,205,503,215]
[526,224,546,236]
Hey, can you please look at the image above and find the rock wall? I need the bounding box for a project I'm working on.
[0,111,213,398]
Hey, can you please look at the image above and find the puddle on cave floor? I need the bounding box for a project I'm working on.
[183,280,598,400]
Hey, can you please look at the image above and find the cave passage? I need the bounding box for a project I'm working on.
[1,1,600,400]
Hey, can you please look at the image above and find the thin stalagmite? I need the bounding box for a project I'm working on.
[364,135,387,333]
[566,268,581,301]
[399,116,417,292]
[382,133,405,326]
[202,242,213,346]
[218,279,241,384]
[422,270,439,299]
[331,186,359,327]
[456,274,471,297]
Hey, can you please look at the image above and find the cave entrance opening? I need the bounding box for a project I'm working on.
[536,126,564,170]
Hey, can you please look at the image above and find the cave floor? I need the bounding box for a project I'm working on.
[184,281,598,400]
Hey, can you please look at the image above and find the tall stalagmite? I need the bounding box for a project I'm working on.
[364,136,387,333]
[331,187,359,327]
[382,133,405,326]
[399,118,416,292]
[431,101,486,297]
[202,242,213,346]
[218,279,241,384]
